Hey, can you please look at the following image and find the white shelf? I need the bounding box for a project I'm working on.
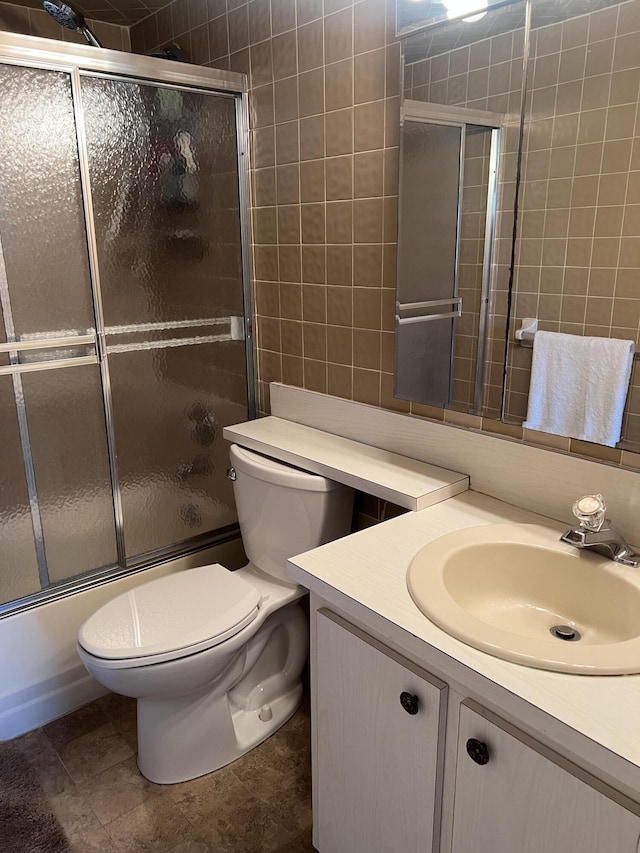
[223,416,469,511]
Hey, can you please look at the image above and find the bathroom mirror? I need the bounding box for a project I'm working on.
[397,0,640,447]
[502,0,640,452]
[396,0,508,37]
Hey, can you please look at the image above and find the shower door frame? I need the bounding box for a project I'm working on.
[0,33,256,617]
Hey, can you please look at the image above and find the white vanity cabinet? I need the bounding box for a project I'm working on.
[315,610,447,853]
[313,608,640,853]
[452,703,640,853]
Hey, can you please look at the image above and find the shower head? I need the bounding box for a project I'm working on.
[42,1,103,48]
[146,43,189,62]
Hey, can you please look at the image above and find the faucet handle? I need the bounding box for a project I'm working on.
[572,494,606,531]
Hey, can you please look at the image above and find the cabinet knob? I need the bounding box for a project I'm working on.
[466,738,490,765]
[400,692,419,715]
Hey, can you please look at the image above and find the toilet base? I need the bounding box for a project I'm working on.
[137,681,303,784]
[134,602,309,784]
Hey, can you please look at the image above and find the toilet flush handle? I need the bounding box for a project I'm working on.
[227,467,237,481]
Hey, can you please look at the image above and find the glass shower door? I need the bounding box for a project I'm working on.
[79,76,248,561]
[0,63,118,605]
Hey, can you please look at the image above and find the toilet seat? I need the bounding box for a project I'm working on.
[78,564,262,669]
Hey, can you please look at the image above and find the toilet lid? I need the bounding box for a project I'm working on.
[78,564,261,662]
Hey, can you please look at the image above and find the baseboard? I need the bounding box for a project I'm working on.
[0,665,108,741]
[0,538,246,741]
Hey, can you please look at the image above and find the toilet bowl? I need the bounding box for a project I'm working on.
[77,444,354,784]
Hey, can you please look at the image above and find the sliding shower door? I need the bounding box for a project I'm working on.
[80,76,247,561]
[0,64,118,602]
[0,48,252,613]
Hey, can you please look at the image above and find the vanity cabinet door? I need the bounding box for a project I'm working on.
[315,609,447,853]
[452,702,640,853]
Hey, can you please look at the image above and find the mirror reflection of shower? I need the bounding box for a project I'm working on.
[394,101,502,415]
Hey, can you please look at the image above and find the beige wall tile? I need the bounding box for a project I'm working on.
[325,108,353,156]
[298,20,323,72]
[353,329,382,370]
[277,204,301,244]
[274,75,298,122]
[354,150,384,198]
[325,58,353,111]
[326,200,353,243]
[324,8,352,64]
[353,288,382,330]
[298,67,325,117]
[276,163,300,205]
[272,30,297,79]
[251,39,273,87]
[122,0,640,472]
[280,281,302,320]
[300,160,325,202]
[301,203,326,244]
[302,283,327,322]
[354,100,385,151]
[303,358,327,392]
[352,367,381,405]
[298,0,323,26]
[326,156,353,201]
[353,244,383,286]
[254,167,277,205]
[228,6,249,53]
[328,361,353,398]
[275,120,298,164]
[302,245,326,284]
[354,48,386,104]
[279,246,302,282]
[252,126,275,168]
[353,198,383,243]
[282,353,304,386]
[353,0,386,54]
[299,115,325,160]
[303,321,328,360]
[327,246,353,286]
[327,325,353,364]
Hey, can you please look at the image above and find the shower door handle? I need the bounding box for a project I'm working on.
[0,355,98,376]
[0,333,95,353]
[0,332,98,376]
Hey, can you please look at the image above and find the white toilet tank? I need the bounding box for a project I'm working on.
[229,444,354,584]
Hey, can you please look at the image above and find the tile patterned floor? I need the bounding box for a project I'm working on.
[0,694,314,853]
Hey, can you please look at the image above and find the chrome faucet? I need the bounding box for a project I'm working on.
[560,494,639,568]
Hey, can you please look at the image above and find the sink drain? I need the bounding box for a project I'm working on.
[550,624,581,642]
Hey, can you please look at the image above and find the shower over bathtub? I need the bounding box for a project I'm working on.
[0,33,254,620]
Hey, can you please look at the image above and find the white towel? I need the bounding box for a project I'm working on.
[523,331,634,447]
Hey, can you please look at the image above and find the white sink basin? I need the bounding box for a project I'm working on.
[407,523,640,674]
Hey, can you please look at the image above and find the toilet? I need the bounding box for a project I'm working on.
[77,444,354,784]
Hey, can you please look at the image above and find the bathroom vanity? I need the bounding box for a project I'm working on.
[225,385,640,853]
[287,495,640,853]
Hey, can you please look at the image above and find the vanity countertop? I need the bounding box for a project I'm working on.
[288,490,640,791]
[223,416,469,511]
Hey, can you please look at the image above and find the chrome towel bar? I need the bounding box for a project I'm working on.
[515,318,639,354]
